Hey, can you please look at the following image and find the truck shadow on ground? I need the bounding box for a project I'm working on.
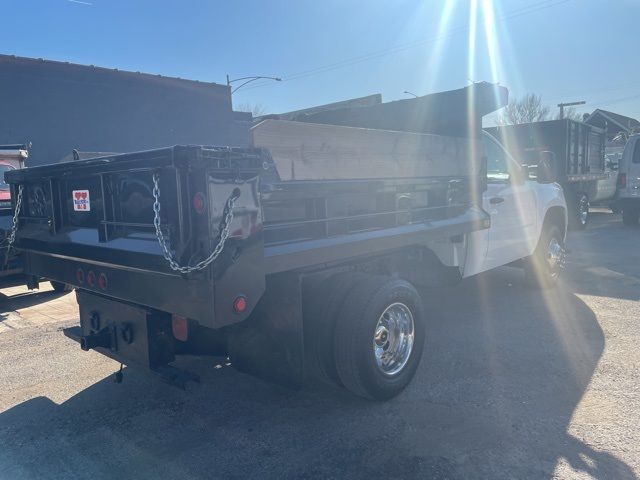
[0,268,634,479]
[566,211,640,301]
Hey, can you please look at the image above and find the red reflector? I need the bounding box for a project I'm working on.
[233,296,247,314]
[619,173,627,189]
[193,192,206,214]
[172,315,189,341]
[86,271,96,287]
[76,268,84,284]
[98,273,108,290]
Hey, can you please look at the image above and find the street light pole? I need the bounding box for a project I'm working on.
[226,75,282,94]
[404,91,419,98]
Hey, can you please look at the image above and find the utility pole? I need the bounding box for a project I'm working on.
[557,100,586,119]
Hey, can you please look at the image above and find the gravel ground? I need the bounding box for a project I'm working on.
[0,211,638,479]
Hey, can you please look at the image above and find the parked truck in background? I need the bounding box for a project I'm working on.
[0,144,28,208]
[1,145,29,284]
[5,83,567,400]
[486,118,607,229]
[615,133,640,226]
[0,144,70,291]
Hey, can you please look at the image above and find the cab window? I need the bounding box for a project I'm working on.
[483,134,512,182]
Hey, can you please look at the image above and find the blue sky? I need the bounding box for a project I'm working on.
[3,0,640,122]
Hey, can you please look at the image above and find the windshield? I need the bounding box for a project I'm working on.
[0,164,15,190]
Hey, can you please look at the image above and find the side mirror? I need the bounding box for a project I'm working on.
[537,151,557,184]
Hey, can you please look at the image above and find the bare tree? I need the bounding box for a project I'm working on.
[498,93,550,125]
[234,102,267,117]
[555,107,582,121]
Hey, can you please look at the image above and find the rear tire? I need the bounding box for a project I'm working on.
[334,276,425,400]
[622,208,639,226]
[524,224,565,289]
[305,271,368,386]
[50,280,73,293]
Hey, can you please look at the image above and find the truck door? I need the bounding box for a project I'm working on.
[481,132,537,271]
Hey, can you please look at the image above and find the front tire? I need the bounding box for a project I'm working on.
[334,276,425,400]
[524,224,565,289]
[572,193,589,230]
[622,208,639,226]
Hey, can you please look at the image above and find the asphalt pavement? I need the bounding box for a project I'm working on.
[0,211,638,479]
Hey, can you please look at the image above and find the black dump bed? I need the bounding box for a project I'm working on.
[485,119,606,182]
[5,84,507,329]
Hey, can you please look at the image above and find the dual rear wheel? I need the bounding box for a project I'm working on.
[307,273,425,400]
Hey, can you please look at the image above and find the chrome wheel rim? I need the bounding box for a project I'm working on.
[373,302,415,376]
[547,237,564,279]
[579,196,589,224]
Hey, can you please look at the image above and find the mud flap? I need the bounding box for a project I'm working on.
[227,272,305,388]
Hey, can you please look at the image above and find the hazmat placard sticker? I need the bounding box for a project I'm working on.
[73,190,91,211]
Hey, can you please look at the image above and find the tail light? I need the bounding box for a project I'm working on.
[233,295,247,314]
[618,173,627,189]
[86,271,96,288]
[98,273,108,290]
[193,192,206,214]
[172,315,189,341]
[76,268,85,284]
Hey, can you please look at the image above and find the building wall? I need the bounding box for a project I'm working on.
[0,55,244,166]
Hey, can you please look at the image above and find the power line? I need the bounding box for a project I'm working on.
[544,81,640,104]
[256,0,570,86]
[589,93,640,110]
[237,0,572,93]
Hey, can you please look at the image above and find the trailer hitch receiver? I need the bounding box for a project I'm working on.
[80,327,113,351]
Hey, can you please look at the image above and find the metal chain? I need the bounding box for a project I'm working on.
[152,173,239,274]
[4,185,24,256]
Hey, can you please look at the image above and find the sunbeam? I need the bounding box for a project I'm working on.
[421,0,459,95]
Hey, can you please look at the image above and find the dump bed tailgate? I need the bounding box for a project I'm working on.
[5,146,266,328]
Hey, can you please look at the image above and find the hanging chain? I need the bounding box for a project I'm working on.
[152,173,240,274]
[4,185,24,259]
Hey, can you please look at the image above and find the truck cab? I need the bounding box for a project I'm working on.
[616,133,640,226]
[462,131,567,281]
